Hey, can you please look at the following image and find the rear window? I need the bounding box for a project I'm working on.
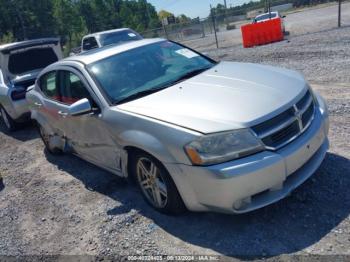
[99,30,142,47]
[8,48,58,75]
[255,13,277,22]
[82,37,99,51]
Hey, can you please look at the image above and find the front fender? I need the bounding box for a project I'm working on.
[0,86,12,115]
[119,129,178,164]
[314,91,329,136]
[0,94,11,112]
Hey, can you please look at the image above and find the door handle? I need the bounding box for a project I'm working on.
[34,102,42,108]
[58,111,68,117]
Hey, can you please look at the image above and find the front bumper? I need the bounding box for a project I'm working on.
[165,99,329,214]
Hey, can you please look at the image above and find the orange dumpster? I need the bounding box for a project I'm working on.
[241,18,284,48]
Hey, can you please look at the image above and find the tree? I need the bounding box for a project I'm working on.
[53,0,84,46]
[158,10,174,20]
[176,14,191,24]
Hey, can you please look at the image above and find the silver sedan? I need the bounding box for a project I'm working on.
[26,39,329,214]
[0,38,62,131]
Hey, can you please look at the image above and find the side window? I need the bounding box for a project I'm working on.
[40,71,60,101]
[82,37,98,51]
[59,71,92,105]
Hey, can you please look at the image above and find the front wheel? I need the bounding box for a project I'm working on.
[0,106,17,132]
[131,152,186,215]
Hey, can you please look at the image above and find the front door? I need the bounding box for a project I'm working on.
[57,69,122,173]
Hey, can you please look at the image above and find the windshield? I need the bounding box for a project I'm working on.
[8,47,58,75]
[87,41,214,104]
[255,13,277,22]
[99,30,143,47]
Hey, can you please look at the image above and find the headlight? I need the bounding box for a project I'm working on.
[184,129,264,166]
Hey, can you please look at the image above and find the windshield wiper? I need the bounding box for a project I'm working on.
[114,87,166,105]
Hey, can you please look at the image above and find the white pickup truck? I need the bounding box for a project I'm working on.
[69,28,143,56]
[81,28,143,52]
[253,11,286,33]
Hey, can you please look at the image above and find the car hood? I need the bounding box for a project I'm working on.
[117,62,308,134]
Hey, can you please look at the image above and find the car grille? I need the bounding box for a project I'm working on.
[252,90,315,150]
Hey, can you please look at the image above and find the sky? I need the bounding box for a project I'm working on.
[147,0,252,18]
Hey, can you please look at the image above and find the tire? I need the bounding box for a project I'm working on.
[0,106,17,132]
[37,124,62,155]
[130,152,186,215]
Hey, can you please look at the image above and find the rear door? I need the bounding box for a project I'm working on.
[35,70,69,137]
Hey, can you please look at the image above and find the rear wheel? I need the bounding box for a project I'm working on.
[38,124,62,155]
[0,106,17,132]
[131,152,186,215]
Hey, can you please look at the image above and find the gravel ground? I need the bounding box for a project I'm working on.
[0,26,350,260]
[207,26,350,85]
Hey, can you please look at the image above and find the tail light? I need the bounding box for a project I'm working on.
[11,88,26,101]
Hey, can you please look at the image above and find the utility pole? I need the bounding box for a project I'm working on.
[223,0,228,27]
[162,22,169,39]
[338,0,342,27]
[210,4,219,49]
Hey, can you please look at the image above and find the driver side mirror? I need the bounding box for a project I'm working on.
[282,15,286,18]
[69,98,92,116]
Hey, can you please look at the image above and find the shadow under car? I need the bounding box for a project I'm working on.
[44,150,350,258]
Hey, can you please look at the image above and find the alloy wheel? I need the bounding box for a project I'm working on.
[136,157,168,208]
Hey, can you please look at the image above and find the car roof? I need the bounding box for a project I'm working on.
[64,38,165,65]
[82,28,133,39]
[0,38,60,54]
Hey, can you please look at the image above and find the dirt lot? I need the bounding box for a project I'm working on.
[1,12,350,261]
[182,2,350,52]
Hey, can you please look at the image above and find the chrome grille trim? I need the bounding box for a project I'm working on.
[252,90,315,150]
[298,95,313,114]
[259,116,298,139]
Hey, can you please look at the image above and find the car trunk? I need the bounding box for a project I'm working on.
[0,41,62,85]
[8,47,58,76]
[0,41,63,101]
